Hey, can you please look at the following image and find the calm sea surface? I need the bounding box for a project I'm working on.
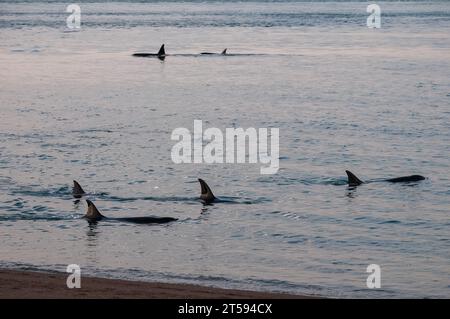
[0,1,449,298]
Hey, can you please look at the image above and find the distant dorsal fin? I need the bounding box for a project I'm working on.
[73,180,85,198]
[346,170,364,186]
[198,179,216,203]
[157,44,165,56]
[85,200,104,220]
[221,48,227,55]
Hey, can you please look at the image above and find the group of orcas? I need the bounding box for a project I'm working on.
[74,178,216,224]
[74,171,425,225]
[132,44,228,60]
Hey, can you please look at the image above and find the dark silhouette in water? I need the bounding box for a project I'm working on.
[346,170,425,187]
[72,180,85,198]
[200,48,227,55]
[132,44,166,60]
[84,199,177,224]
[198,179,216,204]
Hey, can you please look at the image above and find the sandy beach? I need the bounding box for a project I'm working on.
[0,269,312,299]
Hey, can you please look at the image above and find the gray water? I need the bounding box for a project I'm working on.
[0,1,449,298]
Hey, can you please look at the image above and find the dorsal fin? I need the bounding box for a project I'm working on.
[157,44,165,56]
[221,48,227,55]
[346,170,364,186]
[85,200,104,220]
[73,180,85,198]
[198,179,216,203]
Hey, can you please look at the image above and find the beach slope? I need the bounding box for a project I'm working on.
[0,269,313,299]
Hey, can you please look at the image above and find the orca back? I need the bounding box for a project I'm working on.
[386,175,425,183]
[115,216,177,224]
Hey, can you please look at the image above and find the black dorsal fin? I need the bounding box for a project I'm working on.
[157,44,165,56]
[346,170,364,186]
[85,200,104,220]
[73,180,85,198]
[198,179,216,203]
[221,48,227,55]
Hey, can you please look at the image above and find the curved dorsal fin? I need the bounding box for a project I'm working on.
[85,200,104,220]
[198,179,216,203]
[221,48,227,55]
[346,170,364,186]
[157,44,165,56]
[73,180,85,198]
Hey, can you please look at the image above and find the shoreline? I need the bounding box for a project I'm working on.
[0,269,316,299]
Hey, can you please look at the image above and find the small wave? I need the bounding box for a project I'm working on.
[216,196,271,205]
[378,220,402,225]
[10,185,71,198]
[100,195,197,203]
[70,128,115,134]
[0,213,77,222]
[269,210,304,221]
[257,175,347,186]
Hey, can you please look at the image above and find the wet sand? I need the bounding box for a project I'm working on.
[0,269,314,299]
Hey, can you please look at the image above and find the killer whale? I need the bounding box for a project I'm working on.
[132,44,166,60]
[72,180,86,198]
[200,48,227,56]
[84,199,177,224]
[346,170,425,187]
[198,179,216,204]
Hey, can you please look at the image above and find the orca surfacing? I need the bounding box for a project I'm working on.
[132,44,166,60]
[200,48,227,56]
[84,199,177,224]
[72,180,86,198]
[198,179,216,204]
[346,170,425,187]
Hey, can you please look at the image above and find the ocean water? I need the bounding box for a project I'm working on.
[0,1,449,298]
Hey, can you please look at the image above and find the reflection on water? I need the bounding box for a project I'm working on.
[86,222,99,243]
[346,187,358,198]
[85,222,100,265]
[73,199,81,208]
